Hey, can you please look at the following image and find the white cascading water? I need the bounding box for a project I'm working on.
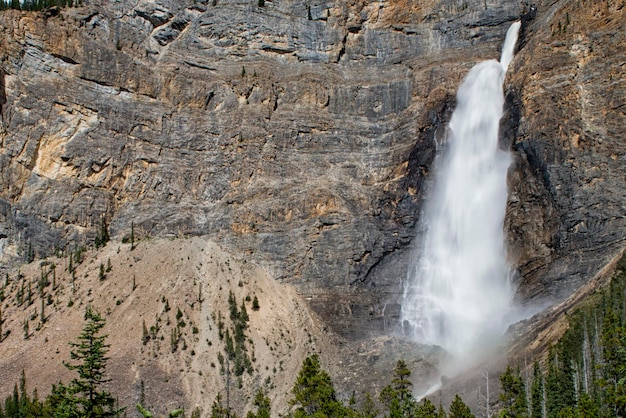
[401,22,521,368]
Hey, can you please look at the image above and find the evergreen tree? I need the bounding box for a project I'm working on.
[356,392,378,418]
[290,354,346,417]
[449,394,473,418]
[95,215,109,249]
[5,384,19,418]
[18,370,30,414]
[142,320,149,345]
[416,398,439,417]
[545,347,562,417]
[210,393,232,418]
[130,222,135,251]
[436,403,447,418]
[42,382,77,417]
[576,392,598,417]
[239,299,249,323]
[379,359,417,417]
[63,305,122,417]
[530,361,543,418]
[246,388,271,418]
[499,366,528,417]
[23,389,44,417]
[136,404,184,418]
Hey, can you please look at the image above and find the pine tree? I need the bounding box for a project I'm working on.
[4,384,19,418]
[391,359,412,398]
[290,354,346,417]
[95,215,109,249]
[437,403,447,418]
[416,398,438,417]
[63,305,123,417]
[499,365,528,417]
[379,359,417,417]
[142,320,149,345]
[228,291,238,321]
[576,392,598,417]
[246,388,271,418]
[449,394,474,418]
[530,361,543,418]
[44,382,78,417]
[137,404,184,418]
[239,299,249,323]
[599,301,626,416]
[130,222,135,251]
[545,347,562,416]
[210,393,231,418]
[18,370,30,415]
[359,392,379,418]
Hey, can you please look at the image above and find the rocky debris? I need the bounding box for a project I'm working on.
[333,335,448,400]
[0,237,340,415]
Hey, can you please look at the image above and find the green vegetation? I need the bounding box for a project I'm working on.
[137,404,184,418]
[289,353,347,417]
[246,388,271,418]
[95,215,110,250]
[99,263,106,281]
[131,221,135,251]
[500,251,626,417]
[63,305,123,417]
[1,306,123,417]
[0,0,83,11]
[449,395,473,418]
[498,365,526,417]
[1,246,624,418]
[220,291,253,378]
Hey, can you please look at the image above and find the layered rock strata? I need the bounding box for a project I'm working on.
[0,0,624,339]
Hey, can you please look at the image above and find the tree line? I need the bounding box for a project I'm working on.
[0,0,82,12]
[2,252,625,417]
[0,302,477,418]
[498,252,626,417]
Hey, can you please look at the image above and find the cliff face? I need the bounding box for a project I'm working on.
[504,0,626,303]
[0,0,623,338]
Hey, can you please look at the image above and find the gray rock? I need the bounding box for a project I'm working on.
[0,0,624,344]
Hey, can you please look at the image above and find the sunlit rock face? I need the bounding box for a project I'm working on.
[0,0,624,339]
[504,0,626,305]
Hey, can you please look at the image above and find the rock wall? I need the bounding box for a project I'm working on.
[504,0,626,304]
[0,0,623,339]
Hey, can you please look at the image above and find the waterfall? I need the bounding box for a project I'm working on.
[401,22,521,367]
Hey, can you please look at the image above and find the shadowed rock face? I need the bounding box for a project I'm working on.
[0,0,623,339]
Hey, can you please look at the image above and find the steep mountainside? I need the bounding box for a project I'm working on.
[0,237,341,415]
[504,0,626,304]
[0,0,624,343]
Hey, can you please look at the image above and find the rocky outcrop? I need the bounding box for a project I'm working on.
[504,0,626,304]
[0,0,623,340]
